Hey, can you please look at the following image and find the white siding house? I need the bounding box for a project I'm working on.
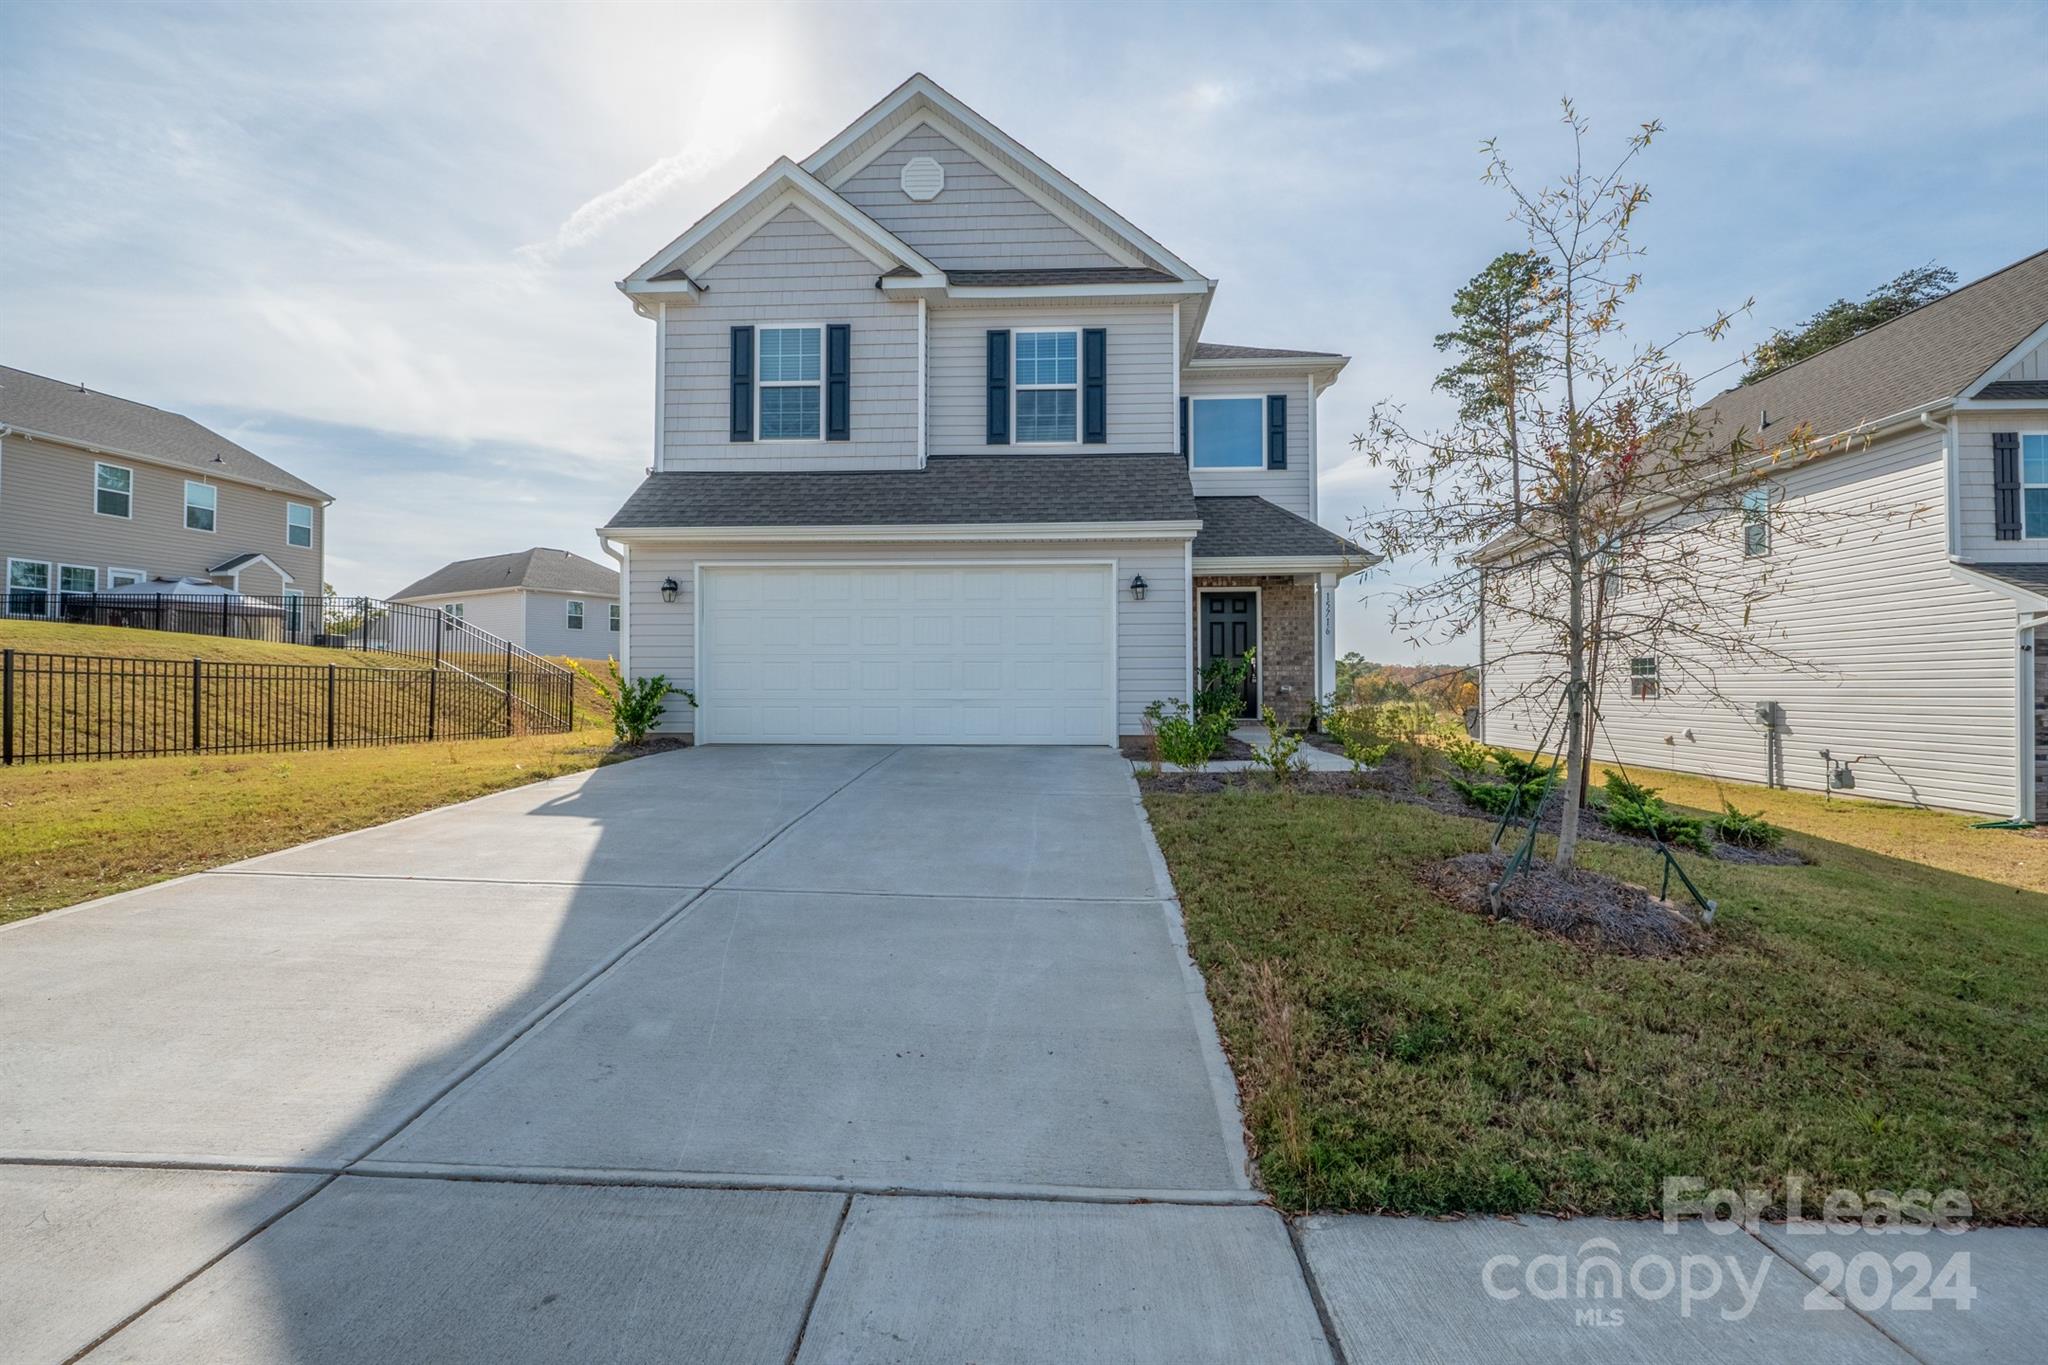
[391,548,620,660]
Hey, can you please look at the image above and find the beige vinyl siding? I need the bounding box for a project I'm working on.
[391,590,525,646]
[1993,339,2048,383]
[0,434,322,601]
[927,303,1176,456]
[523,589,618,661]
[623,537,1189,737]
[665,205,920,471]
[1482,427,2024,816]
[836,125,1120,271]
[1182,370,1315,517]
[1957,408,2048,562]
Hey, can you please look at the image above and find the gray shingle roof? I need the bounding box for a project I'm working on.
[1190,342,1346,362]
[0,365,330,500]
[391,548,619,601]
[947,267,1180,286]
[1961,562,2048,596]
[1700,248,2048,451]
[1192,496,1373,562]
[1979,380,2048,401]
[603,454,1198,531]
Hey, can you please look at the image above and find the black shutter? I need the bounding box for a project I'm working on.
[986,330,1010,444]
[728,326,754,443]
[1179,396,1189,461]
[1994,431,2022,541]
[1266,394,1287,469]
[825,324,851,442]
[1081,327,1107,444]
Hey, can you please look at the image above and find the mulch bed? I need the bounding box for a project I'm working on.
[1421,852,1707,957]
[573,736,693,761]
[1139,760,1809,866]
[1121,733,1256,762]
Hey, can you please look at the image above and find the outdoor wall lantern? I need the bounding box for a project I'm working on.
[660,577,680,603]
[1129,574,1148,601]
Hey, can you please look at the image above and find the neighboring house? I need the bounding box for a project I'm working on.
[596,74,1373,746]
[0,366,329,620]
[390,548,621,659]
[1481,248,2048,819]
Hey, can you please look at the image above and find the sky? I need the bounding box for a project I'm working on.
[3,0,2043,662]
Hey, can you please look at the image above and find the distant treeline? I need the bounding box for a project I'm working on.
[1333,654,1479,714]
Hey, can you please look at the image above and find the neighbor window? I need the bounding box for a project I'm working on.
[283,589,304,634]
[566,600,584,630]
[184,480,217,532]
[286,502,314,548]
[59,565,98,601]
[1014,330,1078,443]
[94,462,132,518]
[1629,656,1660,700]
[608,603,621,632]
[1190,396,1265,469]
[758,326,822,440]
[6,559,51,617]
[108,568,146,590]
[1741,485,1771,557]
[2024,435,2048,537]
[443,603,464,621]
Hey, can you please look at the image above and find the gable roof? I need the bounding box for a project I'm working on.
[1192,496,1374,563]
[0,366,330,501]
[1191,343,1348,363]
[1699,248,2048,450]
[391,548,619,601]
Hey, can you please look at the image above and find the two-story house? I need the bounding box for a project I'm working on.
[391,548,621,659]
[596,75,1372,746]
[1480,248,2048,819]
[1,366,329,618]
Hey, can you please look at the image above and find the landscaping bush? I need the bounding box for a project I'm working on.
[1324,705,1392,777]
[1450,766,1555,820]
[1442,735,1491,775]
[1250,705,1306,781]
[1194,650,1256,726]
[1714,801,1786,849]
[1597,769,1710,852]
[1143,698,1233,768]
[570,658,693,745]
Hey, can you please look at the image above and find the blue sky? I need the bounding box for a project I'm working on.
[3,0,2043,661]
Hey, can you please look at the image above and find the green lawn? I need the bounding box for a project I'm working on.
[0,727,619,926]
[0,618,424,669]
[1142,781,2048,1222]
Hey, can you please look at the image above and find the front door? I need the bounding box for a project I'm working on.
[1201,591,1258,719]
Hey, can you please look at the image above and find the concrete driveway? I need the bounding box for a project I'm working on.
[0,744,1330,1363]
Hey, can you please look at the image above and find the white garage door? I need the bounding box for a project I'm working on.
[698,564,1115,745]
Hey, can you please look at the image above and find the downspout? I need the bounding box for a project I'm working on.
[1919,410,1957,559]
[596,535,629,679]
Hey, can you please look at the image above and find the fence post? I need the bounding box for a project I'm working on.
[433,610,443,671]
[155,593,164,632]
[221,593,230,640]
[2,648,12,767]
[504,642,514,737]
[359,597,369,651]
[427,667,438,741]
[327,664,337,748]
[191,658,203,754]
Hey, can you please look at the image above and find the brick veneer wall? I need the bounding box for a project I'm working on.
[1195,574,1316,728]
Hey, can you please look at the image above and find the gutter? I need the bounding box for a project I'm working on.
[597,520,1205,543]
[0,422,334,505]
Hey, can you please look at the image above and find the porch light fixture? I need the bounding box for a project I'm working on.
[1129,574,1147,601]
[660,577,680,604]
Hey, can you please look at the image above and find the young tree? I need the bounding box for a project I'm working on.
[1742,264,1956,383]
[1432,250,1556,521]
[1350,101,1836,869]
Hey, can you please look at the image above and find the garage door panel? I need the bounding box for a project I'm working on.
[700,566,1113,746]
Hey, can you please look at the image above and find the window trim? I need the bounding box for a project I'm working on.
[608,603,621,632]
[107,567,147,591]
[1628,656,1661,701]
[443,603,464,621]
[1013,327,1082,445]
[183,479,218,534]
[1188,393,1270,470]
[566,599,585,630]
[756,323,826,444]
[2021,432,2048,539]
[57,564,99,602]
[93,461,134,520]
[6,557,53,617]
[1741,483,1771,557]
[286,501,314,548]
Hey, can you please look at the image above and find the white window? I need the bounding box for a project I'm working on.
[758,326,822,441]
[59,565,98,602]
[443,603,464,621]
[286,502,314,548]
[608,603,620,632]
[1741,485,1771,557]
[1190,396,1266,469]
[184,480,217,532]
[1629,656,1660,700]
[108,568,147,590]
[566,600,584,630]
[94,462,133,518]
[1014,330,1079,443]
[2023,435,2048,538]
[6,559,51,616]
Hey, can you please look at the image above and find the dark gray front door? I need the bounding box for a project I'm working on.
[1201,592,1258,719]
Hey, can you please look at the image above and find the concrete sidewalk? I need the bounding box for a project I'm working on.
[1,743,2037,1363]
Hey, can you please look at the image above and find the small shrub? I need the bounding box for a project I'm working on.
[1603,791,1711,853]
[571,657,694,745]
[1451,768,1554,820]
[1250,706,1306,782]
[1144,698,1232,768]
[1442,735,1491,775]
[1325,705,1393,777]
[1492,749,1554,787]
[1601,768,1660,807]
[1195,650,1256,725]
[1714,801,1785,849]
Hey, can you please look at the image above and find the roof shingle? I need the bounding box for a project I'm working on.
[1192,496,1373,562]
[1190,342,1346,362]
[391,548,619,601]
[945,267,1179,286]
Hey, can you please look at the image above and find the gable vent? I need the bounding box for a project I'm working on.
[900,155,945,201]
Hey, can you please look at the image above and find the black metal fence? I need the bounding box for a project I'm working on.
[7,591,575,733]
[1,647,575,766]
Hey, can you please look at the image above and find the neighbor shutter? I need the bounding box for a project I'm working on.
[1179,396,1189,461]
[825,324,851,442]
[729,326,754,443]
[1994,431,2022,541]
[1266,394,1287,469]
[1081,327,1107,444]
[986,330,1011,444]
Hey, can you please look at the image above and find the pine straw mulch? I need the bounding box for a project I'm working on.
[1421,851,1709,958]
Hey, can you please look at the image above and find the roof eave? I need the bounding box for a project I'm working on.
[1194,554,1378,575]
[599,519,1202,543]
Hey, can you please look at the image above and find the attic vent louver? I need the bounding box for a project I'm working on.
[900,155,945,201]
